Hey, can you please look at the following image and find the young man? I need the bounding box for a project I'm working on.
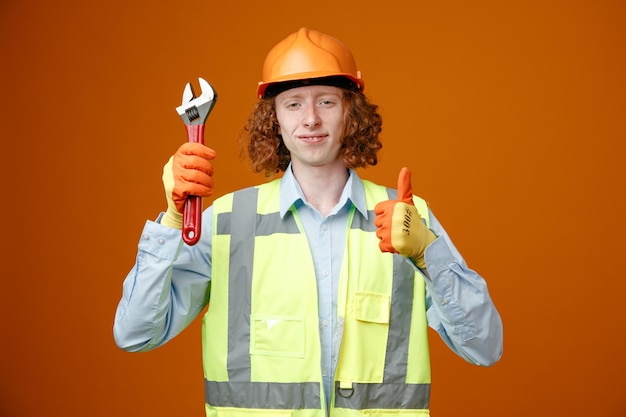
[114,27,503,416]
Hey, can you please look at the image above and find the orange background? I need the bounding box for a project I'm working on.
[1,1,625,416]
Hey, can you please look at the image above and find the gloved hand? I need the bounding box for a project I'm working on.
[374,167,436,269]
[161,142,216,229]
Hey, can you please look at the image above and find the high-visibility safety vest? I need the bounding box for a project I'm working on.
[203,178,432,417]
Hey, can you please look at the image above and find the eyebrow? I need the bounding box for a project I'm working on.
[278,90,343,102]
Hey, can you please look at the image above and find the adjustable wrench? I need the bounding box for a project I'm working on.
[175,77,218,245]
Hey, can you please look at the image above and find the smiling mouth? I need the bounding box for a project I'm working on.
[299,134,328,142]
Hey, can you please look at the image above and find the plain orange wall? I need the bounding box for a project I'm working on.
[1,1,625,416]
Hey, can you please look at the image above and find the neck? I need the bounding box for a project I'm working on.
[291,162,349,217]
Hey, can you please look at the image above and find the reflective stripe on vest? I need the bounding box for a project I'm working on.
[204,179,431,414]
[207,183,322,411]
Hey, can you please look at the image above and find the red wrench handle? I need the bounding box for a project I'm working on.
[182,124,206,246]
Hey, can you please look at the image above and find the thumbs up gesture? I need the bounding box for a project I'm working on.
[374,167,436,268]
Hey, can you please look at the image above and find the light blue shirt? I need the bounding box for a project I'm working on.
[114,166,503,408]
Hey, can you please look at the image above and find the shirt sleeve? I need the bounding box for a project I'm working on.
[422,210,504,366]
[113,208,213,352]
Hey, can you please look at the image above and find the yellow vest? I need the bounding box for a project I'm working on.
[203,178,431,417]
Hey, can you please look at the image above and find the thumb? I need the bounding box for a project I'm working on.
[397,167,414,205]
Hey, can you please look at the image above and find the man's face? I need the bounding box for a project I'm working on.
[275,84,345,170]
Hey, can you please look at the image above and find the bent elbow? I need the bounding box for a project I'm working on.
[475,321,504,367]
[113,322,156,353]
[480,343,503,367]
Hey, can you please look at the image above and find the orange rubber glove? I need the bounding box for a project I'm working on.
[161,142,216,229]
[374,167,437,269]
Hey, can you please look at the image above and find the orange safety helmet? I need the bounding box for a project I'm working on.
[257,27,364,99]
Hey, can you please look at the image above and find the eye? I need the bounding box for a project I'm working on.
[318,99,336,107]
[284,101,301,109]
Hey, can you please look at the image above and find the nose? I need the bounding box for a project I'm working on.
[303,105,321,128]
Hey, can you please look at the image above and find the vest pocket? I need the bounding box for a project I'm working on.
[250,315,305,358]
[337,292,390,383]
[355,292,390,324]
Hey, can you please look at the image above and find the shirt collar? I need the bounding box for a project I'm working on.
[279,164,368,219]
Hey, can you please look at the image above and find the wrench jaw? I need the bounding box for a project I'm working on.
[175,78,218,125]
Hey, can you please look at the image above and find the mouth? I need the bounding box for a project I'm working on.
[298,134,328,143]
